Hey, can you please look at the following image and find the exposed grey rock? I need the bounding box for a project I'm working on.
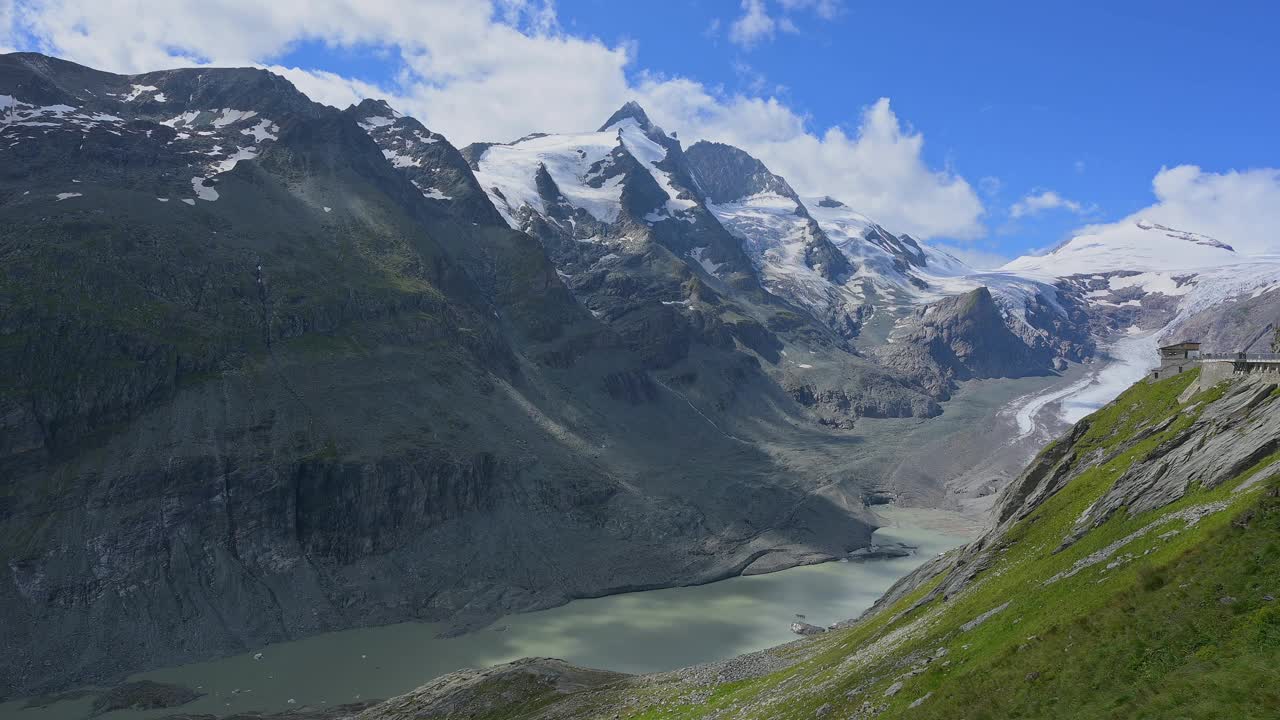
[908,692,932,708]
[1164,287,1280,353]
[883,681,904,697]
[355,658,625,720]
[684,140,803,207]
[791,622,827,636]
[876,287,1088,399]
[1068,377,1280,538]
[868,373,1280,624]
[960,601,1010,632]
[847,543,916,561]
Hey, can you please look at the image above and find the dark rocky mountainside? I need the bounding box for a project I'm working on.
[0,53,885,697]
[683,140,801,204]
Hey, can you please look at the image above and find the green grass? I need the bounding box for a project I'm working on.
[562,371,1280,720]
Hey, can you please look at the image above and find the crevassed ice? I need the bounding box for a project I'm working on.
[475,129,627,227]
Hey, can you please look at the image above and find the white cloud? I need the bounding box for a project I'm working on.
[729,0,777,48]
[778,0,842,19]
[1009,189,1088,219]
[637,93,984,239]
[4,0,985,240]
[1072,165,1280,256]
[931,242,1012,271]
[0,0,18,53]
[726,0,841,48]
[265,65,390,111]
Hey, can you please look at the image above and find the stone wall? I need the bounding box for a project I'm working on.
[1196,359,1280,392]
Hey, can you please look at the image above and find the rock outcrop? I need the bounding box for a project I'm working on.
[876,287,1070,398]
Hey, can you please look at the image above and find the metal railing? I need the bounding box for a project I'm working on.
[1200,352,1280,362]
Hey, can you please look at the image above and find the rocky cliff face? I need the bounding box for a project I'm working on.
[0,53,884,697]
[875,287,1090,398]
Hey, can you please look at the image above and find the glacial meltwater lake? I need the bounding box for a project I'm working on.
[2,507,978,720]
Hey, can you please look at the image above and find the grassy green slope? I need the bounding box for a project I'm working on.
[637,372,1280,720]
[423,371,1279,720]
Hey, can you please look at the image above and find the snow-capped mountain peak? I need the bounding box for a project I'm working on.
[468,102,704,230]
[1003,218,1240,278]
[597,100,658,134]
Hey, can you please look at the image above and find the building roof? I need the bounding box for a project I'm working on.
[1160,341,1201,350]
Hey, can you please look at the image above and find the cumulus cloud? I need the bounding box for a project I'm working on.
[1009,189,1089,219]
[729,0,777,48]
[931,242,1012,271]
[1071,166,1280,256]
[265,65,392,111]
[726,0,841,48]
[637,92,985,239]
[2,0,984,240]
[779,0,842,19]
[0,0,18,53]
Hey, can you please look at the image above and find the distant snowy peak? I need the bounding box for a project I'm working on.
[1004,218,1240,277]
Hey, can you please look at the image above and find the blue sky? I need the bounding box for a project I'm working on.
[563,0,1280,258]
[5,0,1279,265]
